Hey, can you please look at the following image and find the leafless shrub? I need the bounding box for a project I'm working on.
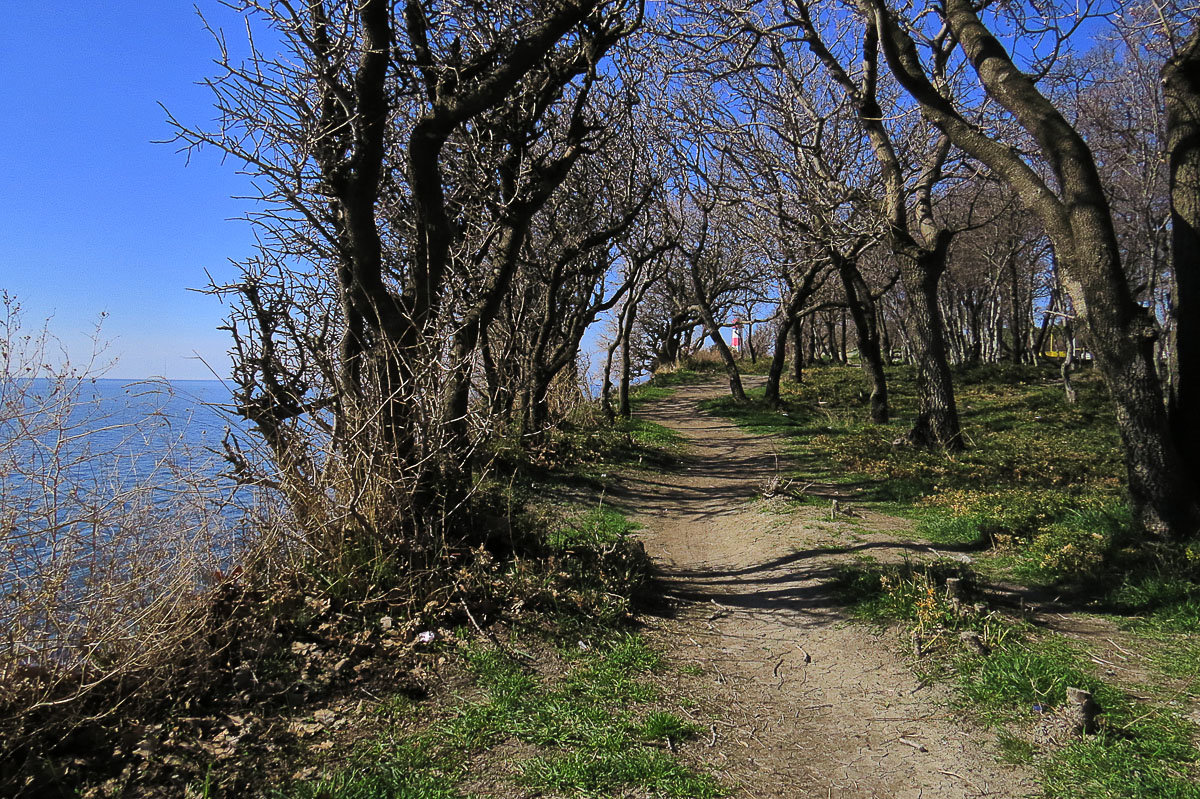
[0,296,261,784]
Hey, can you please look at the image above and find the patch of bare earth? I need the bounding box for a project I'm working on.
[611,380,1038,798]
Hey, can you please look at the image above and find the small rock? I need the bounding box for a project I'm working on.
[233,663,255,691]
[959,630,989,656]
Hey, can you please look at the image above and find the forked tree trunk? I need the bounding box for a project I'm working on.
[901,244,963,449]
[837,252,889,423]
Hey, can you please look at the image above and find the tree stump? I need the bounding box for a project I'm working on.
[945,577,964,614]
[1066,687,1099,735]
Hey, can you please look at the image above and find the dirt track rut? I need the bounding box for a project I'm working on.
[611,380,1036,799]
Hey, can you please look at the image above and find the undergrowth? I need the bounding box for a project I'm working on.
[702,360,1200,798]
[3,361,705,798]
[704,363,1200,606]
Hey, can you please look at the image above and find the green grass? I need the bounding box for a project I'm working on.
[628,384,676,408]
[700,364,1194,592]
[283,633,720,799]
[277,498,716,799]
[1104,574,1200,697]
[828,560,1200,798]
[544,506,637,550]
[624,417,687,452]
[707,363,1121,501]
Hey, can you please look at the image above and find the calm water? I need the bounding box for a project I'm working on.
[73,379,236,466]
[2,379,245,577]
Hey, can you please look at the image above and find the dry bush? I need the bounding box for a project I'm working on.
[0,293,616,794]
[545,367,591,427]
[0,296,266,788]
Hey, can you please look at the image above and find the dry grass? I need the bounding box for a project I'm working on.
[0,297,272,788]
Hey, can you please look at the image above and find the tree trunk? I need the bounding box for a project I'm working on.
[618,295,639,418]
[840,308,849,364]
[601,333,619,421]
[838,253,889,423]
[1164,27,1200,487]
[765,317,794,406]
[880,309,892,363]
[1008,257,1027,364]
[1061,322,1078,404]
[792,321,804,383]
[902,242,963,450]
[698,304,747,402]
[689,256,747,402]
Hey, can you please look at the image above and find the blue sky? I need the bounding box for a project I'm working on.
[1,5,257,380]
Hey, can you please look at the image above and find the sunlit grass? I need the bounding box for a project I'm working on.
[283,633,720,799]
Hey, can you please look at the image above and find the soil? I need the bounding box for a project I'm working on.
[609,379,1039,798]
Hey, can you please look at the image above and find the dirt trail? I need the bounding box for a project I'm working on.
[611,379,1036,799]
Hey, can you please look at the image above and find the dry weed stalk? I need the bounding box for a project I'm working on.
[0,297,260,780]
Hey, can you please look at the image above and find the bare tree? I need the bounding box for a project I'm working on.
[174,0,645,543]
[863,0,1200,538]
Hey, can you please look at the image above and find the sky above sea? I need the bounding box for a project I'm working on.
[1,5,258,380]
[0,6,623,383]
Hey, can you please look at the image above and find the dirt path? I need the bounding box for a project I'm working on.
[611,380,1037,799]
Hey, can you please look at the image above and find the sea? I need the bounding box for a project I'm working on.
[1,379,247,592]
[72,378,236,468]
[3,378,239,485]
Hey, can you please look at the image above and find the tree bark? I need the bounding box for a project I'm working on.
[794,1,960,448]
[689,263,747,402]
[618,295,639,418]
[837,252,889,423]
[764,316,794,406]
[792,322,805,383]
[903,242,963,448]
[1164,26,1200,487]
[601,332,620,421]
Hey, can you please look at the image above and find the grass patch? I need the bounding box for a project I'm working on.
[827,560,1200,798]
[699,364,1194,593]
[284,632,720,799]
[269,498,719,799]
[544,506,637,550]
[624,417,687,452]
